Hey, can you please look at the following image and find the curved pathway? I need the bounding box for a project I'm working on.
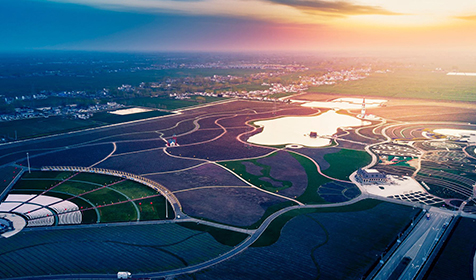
[41,166,185,219]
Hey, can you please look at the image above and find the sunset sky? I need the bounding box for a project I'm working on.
[2,0,476,52]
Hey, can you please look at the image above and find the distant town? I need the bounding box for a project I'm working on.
[0,62,372,123]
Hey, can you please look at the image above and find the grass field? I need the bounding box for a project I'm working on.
[0,223,234,278]
[322,149,372,180]
[289,151,329,204]
[0,110,171,140]
[97,202,137,222]
[10,171,173,224]
[308,70,476,102]
[134,196,173,221]
[188,200,420,280]
[73,172,122,185]
[108,180,159,199]
[22,171,74,179]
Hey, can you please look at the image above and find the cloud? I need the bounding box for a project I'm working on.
[454,15,476,21]
[267,0,402,16]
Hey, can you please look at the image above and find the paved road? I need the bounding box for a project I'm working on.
[132,195,369,279]
[372,207,454,280]
[10,195,368,280]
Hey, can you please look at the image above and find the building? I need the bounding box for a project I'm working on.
[309,131,318,138]
[356,168,387,184]
[361,97,366,117]
[0,218,13,234]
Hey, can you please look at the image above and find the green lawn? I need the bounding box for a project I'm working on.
[12,172,172,224]
[323,149,371,180]
[53,181,99,195]
[135,196,173,221]
[73,172,122,185]
[109,180,160,199]
[14,178,61,191]
[289,151,329,204]
[21,171,74,179]
[98,202,137,223]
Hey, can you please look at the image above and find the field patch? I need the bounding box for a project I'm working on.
[291,147,341,171]
[318,181,361,203]
[168,129,272,161]
[175,128,224,146]
[147,163,247,192]
[97,148,199,174]
[0,223,233,279]
[425,218,476,280]
[220,151,309,199]
[0,166,20,196]
[6,171,172,225]
[0,117,101,140]
[114,140,162,155]
[323,149,372,180]
[289,152,328,204]
[175,187,288,227]
[308,70,476,102]
[22,143,114,168]
[189,201,419,280]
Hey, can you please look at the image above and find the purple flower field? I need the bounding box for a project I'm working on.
[175,186,288,226]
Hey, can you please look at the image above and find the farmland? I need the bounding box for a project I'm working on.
[183,201,420,280]
[308,70,476,102]
[0,223,235,279]
[425,218,476,280]
[1,96,476,279]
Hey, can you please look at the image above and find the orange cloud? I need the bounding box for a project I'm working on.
[268,0,403,16]
[454,15,476,21]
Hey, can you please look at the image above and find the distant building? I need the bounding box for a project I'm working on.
[361,97,366,117]
[167,136,178,147]
[356,168,387,184]
[309,132,318,138]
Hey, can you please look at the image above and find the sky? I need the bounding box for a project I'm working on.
[2,0,476,53]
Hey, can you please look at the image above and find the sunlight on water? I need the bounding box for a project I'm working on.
[248,110,369,147]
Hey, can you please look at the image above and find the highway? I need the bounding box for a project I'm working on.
[372,207,454,280]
